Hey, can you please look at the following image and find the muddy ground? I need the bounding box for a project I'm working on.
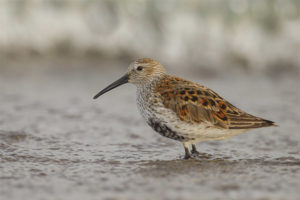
[0,58,299,200]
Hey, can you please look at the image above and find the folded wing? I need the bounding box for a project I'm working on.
[155,76,275,129]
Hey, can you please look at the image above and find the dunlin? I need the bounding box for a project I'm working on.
[94,58,276,159]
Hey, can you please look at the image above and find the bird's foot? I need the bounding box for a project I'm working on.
[195,152,212,159]
[191,149,200,155]
[191,144,200,155]
[183,154,192,160]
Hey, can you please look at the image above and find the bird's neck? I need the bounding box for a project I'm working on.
[136,74,166,91]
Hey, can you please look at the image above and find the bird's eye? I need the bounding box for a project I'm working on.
[137,66,143,71]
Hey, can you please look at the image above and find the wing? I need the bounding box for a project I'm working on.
[155,76,275,129]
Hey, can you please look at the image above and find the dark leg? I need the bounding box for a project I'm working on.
[191,144,199,154]
[191,144,212,159]
[183,143,191,159]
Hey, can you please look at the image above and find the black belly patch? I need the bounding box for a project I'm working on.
[147,118,186,141]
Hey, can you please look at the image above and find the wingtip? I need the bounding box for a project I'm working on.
[265,120,278,127]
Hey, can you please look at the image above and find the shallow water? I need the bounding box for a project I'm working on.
[0,58,299,200]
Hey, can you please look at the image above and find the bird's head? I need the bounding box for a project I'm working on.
[127,58,166,84]
[93,58,166,99]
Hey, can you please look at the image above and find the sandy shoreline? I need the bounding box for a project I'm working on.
[0,58,299,200]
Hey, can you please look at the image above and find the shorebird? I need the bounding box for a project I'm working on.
[93,58,276,159]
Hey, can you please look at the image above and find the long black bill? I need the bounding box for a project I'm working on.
[93,73,129,99]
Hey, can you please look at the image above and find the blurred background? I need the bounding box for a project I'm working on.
[1,1,300,200]
[1,0,300,77]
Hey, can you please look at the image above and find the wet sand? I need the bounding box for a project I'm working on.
[0,58,299,200]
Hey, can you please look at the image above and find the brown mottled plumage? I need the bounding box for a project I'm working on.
[155,75,274,130]
[94,58,276,159]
